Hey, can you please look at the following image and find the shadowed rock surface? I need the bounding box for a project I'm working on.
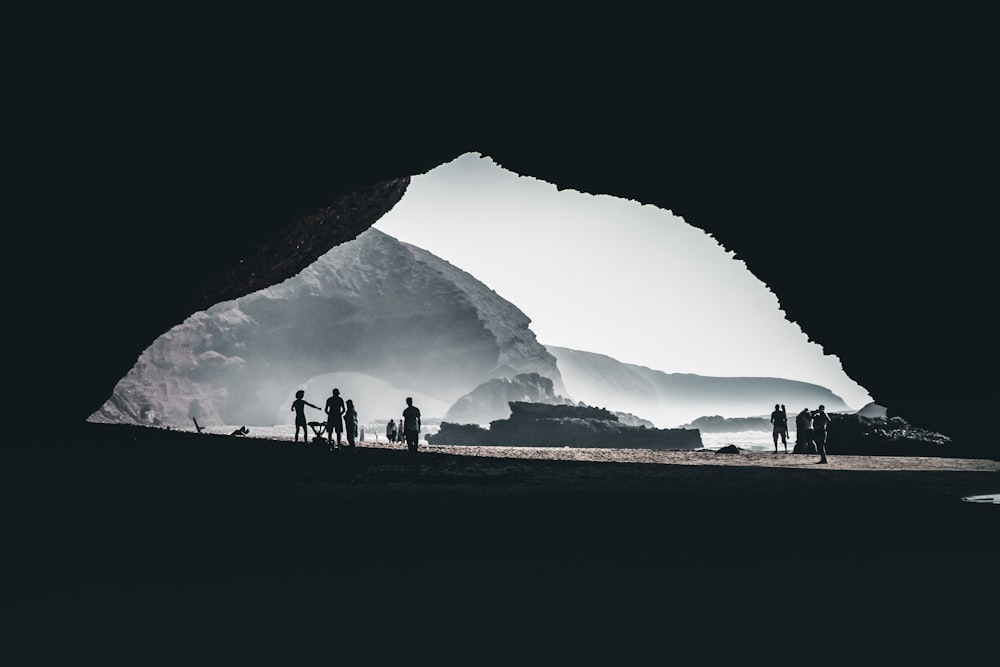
[806,413,958,457]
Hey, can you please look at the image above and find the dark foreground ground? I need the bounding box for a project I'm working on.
[2,423,997,662]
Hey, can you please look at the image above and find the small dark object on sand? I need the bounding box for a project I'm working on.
[230,426,249,436]
[716,444,742,454]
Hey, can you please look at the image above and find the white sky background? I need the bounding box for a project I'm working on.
[374,152,873,410]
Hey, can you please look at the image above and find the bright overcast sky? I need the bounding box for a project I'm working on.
[374,152,873,410]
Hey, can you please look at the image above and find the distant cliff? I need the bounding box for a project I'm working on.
[92,229,564,427]
[546,346,850,427]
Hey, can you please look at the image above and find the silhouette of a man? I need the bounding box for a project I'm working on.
[401,397,421,457]
[770,403,788,453]
[292,390,321,443]
[325,388,346,449]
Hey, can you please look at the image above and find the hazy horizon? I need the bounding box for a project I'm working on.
[374,152,874,411]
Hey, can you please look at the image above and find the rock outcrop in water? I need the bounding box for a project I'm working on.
[680,415,773,433]
[444,372,575,425]
[91,228,564,428]
[428,401,702,450]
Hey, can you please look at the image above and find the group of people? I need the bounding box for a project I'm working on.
[769,403,830,464]
[290,389,422,457]
[385,397,423,457]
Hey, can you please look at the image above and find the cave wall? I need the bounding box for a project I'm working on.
[20,20,997,453]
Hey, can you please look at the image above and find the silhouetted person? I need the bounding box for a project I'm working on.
[795,408,815,454]
[780,404,789,444]
[230,426,249,436]
[325,388,346,449]
[770,403,788,453]
[812,404,831,464]
[402,397,421,457]
[292,390,321,443]
[386,419,397,443]
[345,399,359,450]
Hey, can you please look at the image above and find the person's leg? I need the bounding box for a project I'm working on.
[817,432,828,463]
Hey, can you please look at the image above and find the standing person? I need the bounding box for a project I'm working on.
[770,403,788,453]
[386,419,397,444]
[795,408,815,454]
[780,404,789,445]
[401,397,421,458]
[344,399,359,450]
[291,390,322,444]
[812,404,831,464]
[325,388,346,450]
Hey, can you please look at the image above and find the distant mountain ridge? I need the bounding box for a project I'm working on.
[545,345,850,428]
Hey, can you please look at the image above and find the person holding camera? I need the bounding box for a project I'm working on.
[812,404,831,464]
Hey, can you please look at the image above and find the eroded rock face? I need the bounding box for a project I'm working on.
[91,228,563,428]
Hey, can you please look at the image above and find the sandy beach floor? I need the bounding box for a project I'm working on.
[2,423,997,660]
[363,439,1000,474]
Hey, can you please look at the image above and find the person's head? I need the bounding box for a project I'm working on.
[332,388,340,396]
[781,404,786,410]
[775,404,780,410]
[346,399,354,408]
[406,397,413,406]
[295,390,304,399]
[818,404,825,411]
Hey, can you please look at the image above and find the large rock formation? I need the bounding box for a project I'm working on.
[796,414,956,458]
[546,346,849,428]
[444,372,574,425]
[429,402,702,450]
[91,228,563,428]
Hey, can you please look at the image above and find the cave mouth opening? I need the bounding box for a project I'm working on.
[89,151,875,437]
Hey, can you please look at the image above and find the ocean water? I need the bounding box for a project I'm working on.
[699,430,793,451]
[179,423,781,451]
